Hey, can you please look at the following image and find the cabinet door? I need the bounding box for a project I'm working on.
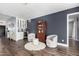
[17,18,26,32]
[37,33,46,42]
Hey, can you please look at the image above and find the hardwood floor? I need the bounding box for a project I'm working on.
[0,37,79,56]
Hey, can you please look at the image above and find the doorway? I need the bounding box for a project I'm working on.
[0,26,5,37]
[67,12,79,47]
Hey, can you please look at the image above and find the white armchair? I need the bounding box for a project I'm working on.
[46,35,58,48]
[28,33,35,42]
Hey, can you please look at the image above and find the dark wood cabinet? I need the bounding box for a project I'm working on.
[36,20,47,42]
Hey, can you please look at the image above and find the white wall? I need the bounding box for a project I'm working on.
[0,20,6,25]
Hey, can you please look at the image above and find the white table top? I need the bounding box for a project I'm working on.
[24,42,46,51]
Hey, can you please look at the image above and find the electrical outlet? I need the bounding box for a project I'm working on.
[62,40,64,42]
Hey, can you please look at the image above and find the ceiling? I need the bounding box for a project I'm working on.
[0,3,79,20]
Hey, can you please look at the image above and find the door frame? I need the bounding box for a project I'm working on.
[67,12,79,47]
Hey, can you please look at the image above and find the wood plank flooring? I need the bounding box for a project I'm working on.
[0,37,79,56]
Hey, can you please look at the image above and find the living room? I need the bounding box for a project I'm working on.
[0,3,79,56]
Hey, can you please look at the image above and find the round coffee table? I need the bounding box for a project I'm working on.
[24,42,46,51]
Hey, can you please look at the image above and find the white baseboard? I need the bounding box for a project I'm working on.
[57,43,68,47]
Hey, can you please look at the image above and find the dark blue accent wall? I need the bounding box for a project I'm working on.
[28,7,79,44]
